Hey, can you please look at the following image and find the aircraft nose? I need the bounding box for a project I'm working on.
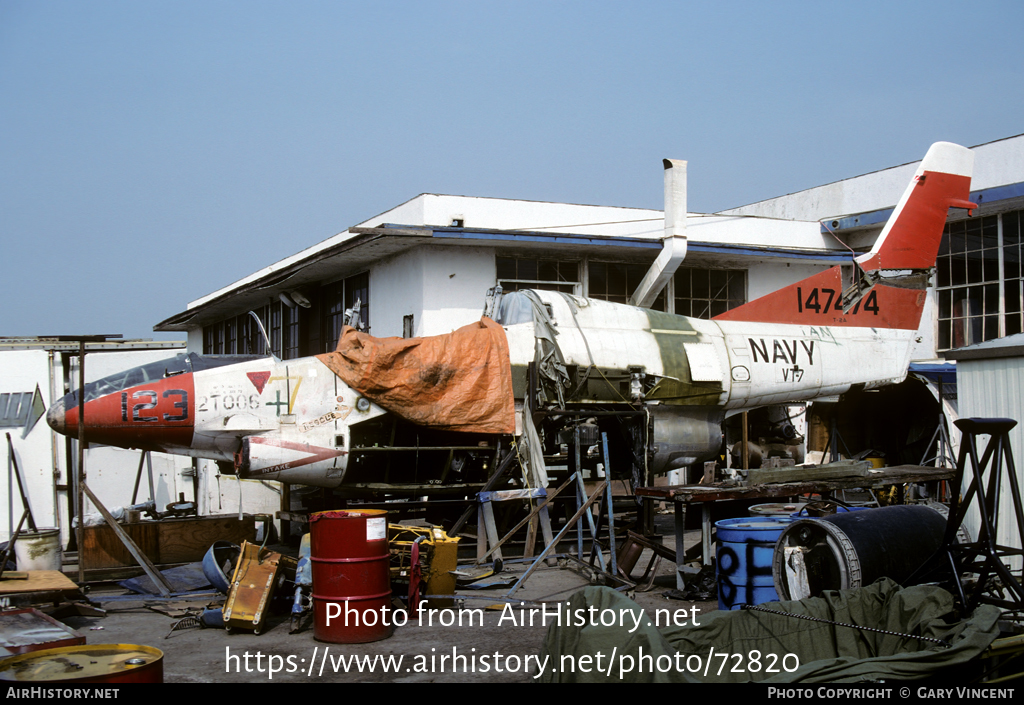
[45,374,197,452]
[46,395,68,434]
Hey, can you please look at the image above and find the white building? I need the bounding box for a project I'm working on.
[158,134,1024,365]
[15,136,1019,544]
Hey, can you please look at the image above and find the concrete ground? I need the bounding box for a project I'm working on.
[53,512,718,683]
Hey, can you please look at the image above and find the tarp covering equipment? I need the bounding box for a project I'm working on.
[316,318,515,435]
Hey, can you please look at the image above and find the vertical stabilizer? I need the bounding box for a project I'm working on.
[857,141,975,271]
[713,142,976,330]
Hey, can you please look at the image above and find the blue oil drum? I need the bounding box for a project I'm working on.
[715,516,794,610]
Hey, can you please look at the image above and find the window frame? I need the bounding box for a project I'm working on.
[935,209,1023,351]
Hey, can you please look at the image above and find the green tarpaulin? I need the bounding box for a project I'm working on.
[539,579,1002,683]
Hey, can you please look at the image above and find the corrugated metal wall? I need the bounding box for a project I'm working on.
[955,356,1024,572]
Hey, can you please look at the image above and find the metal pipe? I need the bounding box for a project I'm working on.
[533,409,648,417]
[630,158,688,308]
[6,433,36,531]
[742,410,749,471]
[76,341,85,584]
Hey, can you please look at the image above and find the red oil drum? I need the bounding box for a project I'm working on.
[310,509,393,643]
[0,644,163,683]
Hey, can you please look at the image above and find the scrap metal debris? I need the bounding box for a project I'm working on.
[662,563,716,602]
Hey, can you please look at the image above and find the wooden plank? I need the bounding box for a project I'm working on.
[82,484,173,598]
[0,571,79,595]
[636,465,955,503]
[746,460,871,485]
[156,516,255,564]
[81,515,255,568]
[83,523,158,570]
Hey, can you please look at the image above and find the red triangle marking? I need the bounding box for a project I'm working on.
[247,371,271,394]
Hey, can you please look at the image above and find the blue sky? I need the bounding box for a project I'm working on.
[2,1,1021,339]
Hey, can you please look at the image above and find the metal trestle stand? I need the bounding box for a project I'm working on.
[939,418,1024,616]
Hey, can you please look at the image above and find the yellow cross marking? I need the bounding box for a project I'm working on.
[268,376,303,414]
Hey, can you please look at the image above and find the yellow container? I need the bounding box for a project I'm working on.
[0,644,163,683]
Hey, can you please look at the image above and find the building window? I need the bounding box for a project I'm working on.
[345,272,369,332]
[321,272,370,352]
[1006,211,1023,337]
[270,303,282,357]
[496,256,579,294]
[203,302,285,357]
[936,209,1023,350]
[238,307,272,356]
[674,267,745,319]
[588,261,665,310]
[322,279,346,351]
[224,318,236,354]
[283,304,301,359]
[0,392,34,428]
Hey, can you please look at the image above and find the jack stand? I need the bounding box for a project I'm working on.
[940,418,1024,616]
[921,380,956,468]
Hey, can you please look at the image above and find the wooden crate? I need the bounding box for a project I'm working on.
[82,514,256,569]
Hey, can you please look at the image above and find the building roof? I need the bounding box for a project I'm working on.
[0,337,185,353]
[720,134,1024,225]
[154,135,1024,334]
[154,193,836,332]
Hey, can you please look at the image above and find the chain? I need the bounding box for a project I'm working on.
[740,604,951,648]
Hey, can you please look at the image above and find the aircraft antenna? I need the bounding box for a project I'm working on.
[820,220,857,258]
[248,311,277,359]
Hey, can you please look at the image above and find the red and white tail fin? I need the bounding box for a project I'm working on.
[714,142,976,330]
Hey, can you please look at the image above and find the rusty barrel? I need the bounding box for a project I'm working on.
[310,509,392,643]
[0,644,163,683]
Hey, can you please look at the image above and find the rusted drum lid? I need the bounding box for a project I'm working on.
[0,644,164,683]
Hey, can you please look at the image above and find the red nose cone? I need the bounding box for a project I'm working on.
[52,374,196,451]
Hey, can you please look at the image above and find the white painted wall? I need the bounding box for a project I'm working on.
[687,213,829,250]
[972,135,1024,193]
[369,245,497,338]
[195,458,282,531]
[745,261,824,301]
[368,249,427,338]
[418,194,664,239]
[419,246,496,334]
[2,351,57,543]
[184,193,836,316]
[186,327,204,353]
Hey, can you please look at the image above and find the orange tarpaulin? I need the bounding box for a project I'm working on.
[315,317,516,434]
